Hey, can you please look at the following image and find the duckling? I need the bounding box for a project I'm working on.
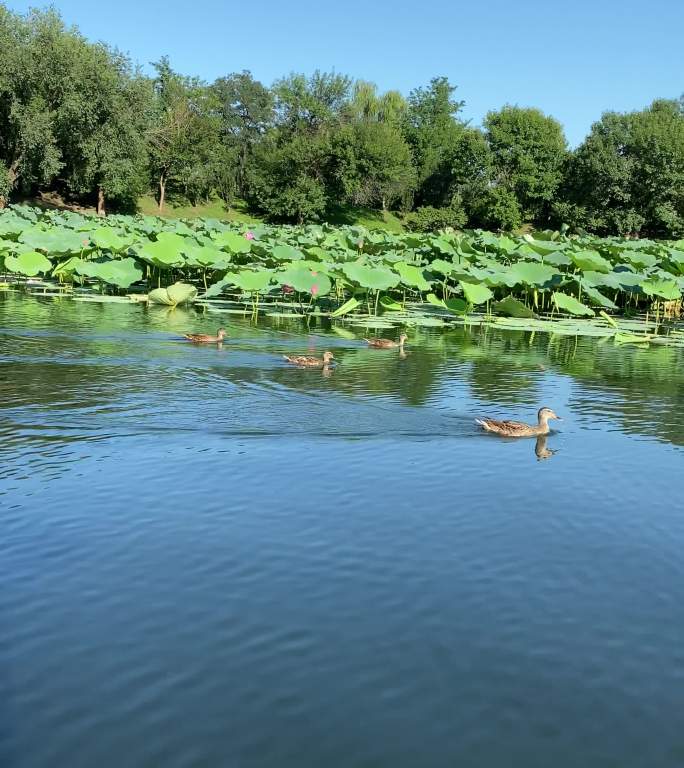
[364,333,408,349]
[475,407,562,438]
[283,351,335,368]
[183,328,227,343]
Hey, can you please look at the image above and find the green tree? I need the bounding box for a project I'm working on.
[245,71,352,222]
[56,46,152,214]
[331,121,415,211]
[0,7,62,205]
[147,57,221,211]
[211,71,273,197]
[403,76,465,207]
[630,99,684,236]
[470,186,522,231]
[273,71,352,135]
[484,106,568,225]
[245,134,330,223]
[346,80,406,125]
[559,99,684,237]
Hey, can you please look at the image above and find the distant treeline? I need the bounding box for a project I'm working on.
[1,5,683,236]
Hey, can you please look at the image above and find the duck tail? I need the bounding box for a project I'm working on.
[474,418,489,430]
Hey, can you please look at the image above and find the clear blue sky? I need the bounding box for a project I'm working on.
[8,0,683,146]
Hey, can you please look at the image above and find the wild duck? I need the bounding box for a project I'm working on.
[183,328,227,343]
[283,351,335,368]
[364,333,408,349]
[475,407,562,438]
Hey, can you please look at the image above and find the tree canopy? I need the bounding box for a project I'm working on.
[1,2,682,237]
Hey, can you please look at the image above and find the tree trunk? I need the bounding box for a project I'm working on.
[158,173,166,212]
[1,158,21,208]
[381,195,387,212]
[97,186,106,217]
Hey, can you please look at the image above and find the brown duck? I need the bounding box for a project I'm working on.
[364,333,408,349]
[183,328,227,343]
[283,351,335,368]
[475,407,562,438]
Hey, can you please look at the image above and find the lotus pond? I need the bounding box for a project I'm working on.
[2,265,684,764]
[2,204,684,350]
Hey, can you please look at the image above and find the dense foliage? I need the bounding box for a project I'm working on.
[1,4,683,237]
[2,205,684,350]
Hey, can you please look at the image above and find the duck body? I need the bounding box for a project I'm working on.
[475,407,561,438]
[283,351,334,368]
[364,333,408,349]
[183,328,227,343]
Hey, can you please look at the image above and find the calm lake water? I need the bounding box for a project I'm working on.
[2,292,684,768]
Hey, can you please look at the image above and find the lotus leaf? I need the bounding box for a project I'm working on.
[570,250,612,273]
[509,262,559,287]
[5,250,52,276]
[394,262,432,291]
[460,281,493,305]
[276,267,332,296]
[641,278,681,301]
[90,227,129,252]
[493,296,538,319]
[552,291,594,317]
[342,263,400,291]
[212,231,252,253]
[331,297,361,317]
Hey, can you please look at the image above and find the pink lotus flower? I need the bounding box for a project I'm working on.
[244,231,255,240]
[82,239,89,245]
[311,271,318,276]
[310,284,319,296]
[282,285,294,294]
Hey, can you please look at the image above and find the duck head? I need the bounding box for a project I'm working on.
[538,407,561,424]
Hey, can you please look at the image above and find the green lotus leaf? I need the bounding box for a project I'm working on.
[570,249,612,273]
[331,297,361,316]
[90,227,129,252]
[93,257,143,289]
[183,245,231,269]
[211,230,252,253]
[493,296,538,318]
[19,229,86,254]
[641,277,680,301]
[460,281,493,305]
[379,295,402,311]
[276,267,332,296]
[5,250,52,276]
[224,270,272,293]
[167,282,198,305]
[552,291,594,317]
[581,283,618,310]
[394,261,432,291]
[509,261,559,287]
[272,244,305,261]
[136,239,185,268]
[342,262,400,291]
[148,287,174,305]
